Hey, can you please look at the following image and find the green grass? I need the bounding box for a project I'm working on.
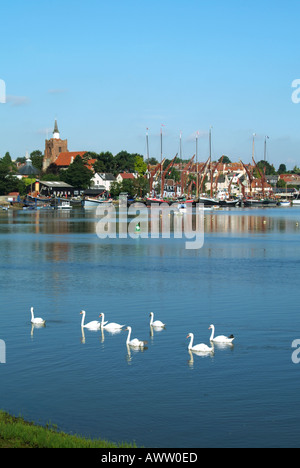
[0,411,136,448]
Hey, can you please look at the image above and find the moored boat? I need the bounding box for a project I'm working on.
[84,197,113,208]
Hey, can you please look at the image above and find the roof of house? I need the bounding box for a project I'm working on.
[101,173,116,181]
[40,181,74,188]
[118,173,135,179]
[18,160,40,176]
[55,152,87,167]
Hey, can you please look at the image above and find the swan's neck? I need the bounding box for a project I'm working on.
[150,314,153,326]
[100,314,105,326]
[126,328,132,344]
[188,335,194,350]
[81,313,86,327]
[31,308,34,320]
[210,326,215,341]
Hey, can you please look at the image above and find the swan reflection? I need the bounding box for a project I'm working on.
[188,349,214,368]
[126,344,148,364]
[30,322,46,338]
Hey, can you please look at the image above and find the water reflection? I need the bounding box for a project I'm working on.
[30,322,46,338]
[126,344,148,364]
[1,208,300,237]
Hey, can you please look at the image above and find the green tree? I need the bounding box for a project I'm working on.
[277,178,287,189]
[254,160,276,177]
[61,155,93,189]
[0,161,26,195]
[114,151,135,174]
[30,150,43,171]
[134,155,147,176]
[278,164,287,175]
[93,152,115,174]
[1,152,16,172]
[220,155,231,164]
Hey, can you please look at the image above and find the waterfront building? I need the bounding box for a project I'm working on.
[91,173,116,191]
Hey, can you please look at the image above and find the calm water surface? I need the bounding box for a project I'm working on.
[0,207,300,448]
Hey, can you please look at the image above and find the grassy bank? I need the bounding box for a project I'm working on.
[0,411,136,448]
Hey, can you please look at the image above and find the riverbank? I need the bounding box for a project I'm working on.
[0,412,136,448]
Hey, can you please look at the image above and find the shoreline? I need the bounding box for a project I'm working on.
[0,411,136,448]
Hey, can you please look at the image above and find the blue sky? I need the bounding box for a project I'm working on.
[0,0,300,169]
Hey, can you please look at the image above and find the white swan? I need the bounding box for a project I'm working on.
[209,324,235,344]
[80,310,101,330]
[99,313,125,331]
[125,327,148,348]
[187,333,214,353]
[31,307,45,325]
[149,312,166,328]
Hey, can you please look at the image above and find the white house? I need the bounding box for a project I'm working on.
[91,173,116,191]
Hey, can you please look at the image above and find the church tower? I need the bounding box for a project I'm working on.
[43,120,68,171]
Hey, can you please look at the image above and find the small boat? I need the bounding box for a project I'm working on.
[57,200,72,210]
[84,197,113,208]
[243,199,264,207]
[293,194,300,206]
[218,199,239,207]
[198,197,220,206]
[280,201,291,207]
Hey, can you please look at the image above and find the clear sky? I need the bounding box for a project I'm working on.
[0,0,300,169]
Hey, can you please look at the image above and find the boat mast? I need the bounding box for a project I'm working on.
[160,125,164,198]
[146,128,150,164]
[180,131,182,160]
[196,131,199,198]
[209,127,213,198]
[264,135,269,162]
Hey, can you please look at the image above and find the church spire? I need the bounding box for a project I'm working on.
[53,119,60,139]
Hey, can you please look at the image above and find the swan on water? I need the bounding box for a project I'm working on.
[187,333,214,353]
[125,327,148,348]
[80,311,101,330]
[149,312,166,328]
[209,324,235,344]
[30,307,45,325]
[99,313,125,331]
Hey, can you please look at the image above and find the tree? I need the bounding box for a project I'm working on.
[30,150,44,171]
[134,155,147,176]
[277,178,287,189]
[114,151,136,174]
[60,155,93,189]
[93,152,115,174]
[278,164,287,175]
[219,155,231,164]
[1,152,16,172]
[254,160,276,178]
[0,160,26,195]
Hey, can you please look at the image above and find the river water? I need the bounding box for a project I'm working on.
[0,206,300,448]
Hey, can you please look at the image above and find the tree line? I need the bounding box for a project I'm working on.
[0,148,298,197]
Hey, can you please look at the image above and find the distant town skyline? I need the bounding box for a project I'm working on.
[1,0,300,169]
